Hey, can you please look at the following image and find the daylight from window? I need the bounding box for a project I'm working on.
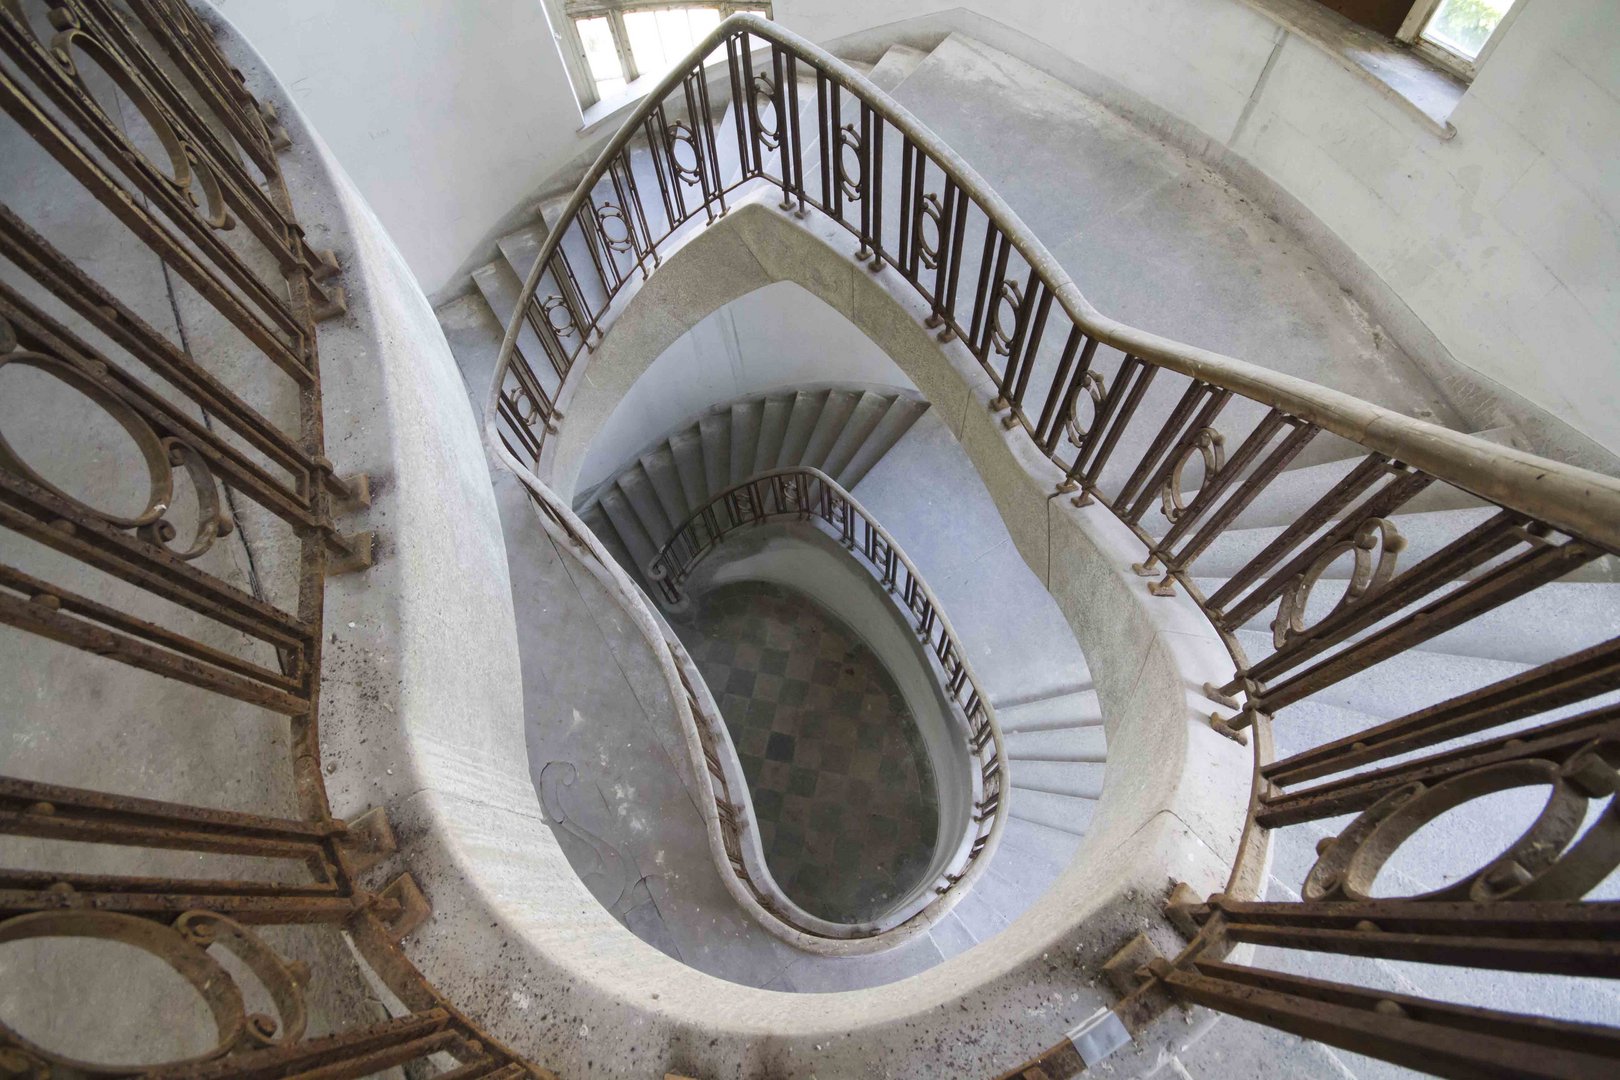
[1422,0,1517,60]
[571,4,770,103]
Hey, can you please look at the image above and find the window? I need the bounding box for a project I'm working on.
[1311,0,1525,81]
[1399,0,1523,76]
[552,2,772,110]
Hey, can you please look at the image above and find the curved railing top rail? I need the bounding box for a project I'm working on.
[483,12,1620,557]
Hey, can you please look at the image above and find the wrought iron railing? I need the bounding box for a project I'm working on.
[486,12,1620,1077]
[1,1,544,1076]
[649,466,1007,934]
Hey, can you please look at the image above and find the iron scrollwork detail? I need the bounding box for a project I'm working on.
[1271,516,1405,649]
[0,319,234,561]
[1303,750,1620,904]
[0,909,308,1075]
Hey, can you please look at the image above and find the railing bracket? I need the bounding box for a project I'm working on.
[312,285,348,322]
[1208,712,1249,746]
[1147,575,1178,597]
[1164,882,1204,940]
[331,472,372,512]
[327,530,376,576]
[310,247,342,281]
[1101,932,1165,996]
[1202,682,1241,709]
[342,806,399,875]
[378,872,432,942]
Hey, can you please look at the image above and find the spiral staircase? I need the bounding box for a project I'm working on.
[4,5,1620,1080]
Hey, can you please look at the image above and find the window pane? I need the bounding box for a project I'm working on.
[626,6,726,81]
[1422,0,1517,61]
[575,16,626,98]
[623,10,669,76]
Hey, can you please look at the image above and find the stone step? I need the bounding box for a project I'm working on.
[802,388,861,470]
[669,428,709,511]
[1006,785,1097,836]
[615,465,675,551]
[729,398,764,487]
[823,390,892,482]
[991,688,1102,734]
[995,815,1083,882]
[754,394,793,476]
[947,875,1012,943]
[495,221,548,286]
[641,444,691,528]
[598,485,661,577]
[433,292,505,413]
[840,396,929,491]
[1002,723,1107,763]
[778,389,829,467]
[470,258,558,403]
[866,44,930,93]
[963,863,1044,927]
[580,503,637,582]
[698,411,731,497]
[1008,760,1106,801]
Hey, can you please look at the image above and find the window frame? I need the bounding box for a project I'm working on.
[550,0,772,110]
[1394,0,1529,81]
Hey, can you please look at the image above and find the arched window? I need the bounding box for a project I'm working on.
[551,1,773,110]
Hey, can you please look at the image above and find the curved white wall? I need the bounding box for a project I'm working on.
[577,281,917,491]
[218,0,1620,459]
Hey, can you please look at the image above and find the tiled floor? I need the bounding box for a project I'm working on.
[676,581,940,924]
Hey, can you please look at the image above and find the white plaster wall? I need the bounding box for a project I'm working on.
[576,281,917,491]
[208,0,585,295]
[779,0,1620,456]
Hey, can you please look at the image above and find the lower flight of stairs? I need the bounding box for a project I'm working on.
[575,386,929,583]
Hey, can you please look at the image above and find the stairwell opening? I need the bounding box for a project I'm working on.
[675,579,942,924]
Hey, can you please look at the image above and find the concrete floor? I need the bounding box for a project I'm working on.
[676,581,940,923]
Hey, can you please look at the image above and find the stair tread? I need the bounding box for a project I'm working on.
[729,400,764,487]
[823,391,892,481]
[1008,759,1105,800]
[495,222,548,285]
[841,397,928,490]
[802,389,861,469]
[866,44,930,93]
[992,688,1102,733]
[1007,786,1097,837]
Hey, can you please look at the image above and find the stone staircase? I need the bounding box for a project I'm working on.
[430,26,1620,1068]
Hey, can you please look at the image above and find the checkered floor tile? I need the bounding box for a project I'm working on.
[675,581,940,923]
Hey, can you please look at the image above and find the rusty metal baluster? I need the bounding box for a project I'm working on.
[785,52,806,211]
[1248,526,1602,720]
[815,70,832,211]
[1065,354,1158,501]
[1036,326,1087,452]
[1258,701,1620,826]
[1157,418,1319,578]
[1263,635,1620,789]
[1209,458,1425,624]
[1119,383,1228,522]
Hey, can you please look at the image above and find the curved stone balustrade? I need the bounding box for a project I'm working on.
[485,13,1620,1077]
